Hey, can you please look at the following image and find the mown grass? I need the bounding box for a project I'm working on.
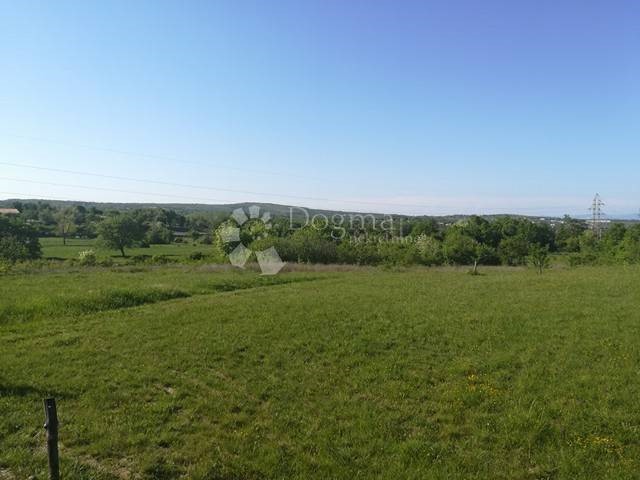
[1,266,640,479]
[0,267,321,324]
[39,237,211,260]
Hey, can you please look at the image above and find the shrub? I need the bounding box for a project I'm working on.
[99,257,115,267]
[289,228,338,263]
[336,240,381,265]
[528,245,550,274]
[129,254,151,264]
[0,217,41,263]
[377,241,421,266]
[78,249,97,266]
[415,235,444,266]
[251,233,338,264]
[189,251,205,261]
[475,244,500,266]
[498,236,531,266]
[151,254,174,264]
[443,231,478,265]
[0,259,12,275]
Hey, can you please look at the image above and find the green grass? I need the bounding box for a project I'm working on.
[0,267,319,324]
[39,237,211,260]
[1,265,640,479]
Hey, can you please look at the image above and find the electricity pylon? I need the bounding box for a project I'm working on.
[589,193,605,240]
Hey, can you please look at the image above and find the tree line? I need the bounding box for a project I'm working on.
[2,201,640,268]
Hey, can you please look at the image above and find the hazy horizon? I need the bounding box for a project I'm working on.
[2,195,639,220]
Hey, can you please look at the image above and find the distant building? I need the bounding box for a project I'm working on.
[0,208,20,215]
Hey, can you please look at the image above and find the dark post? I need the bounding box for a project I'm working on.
[43,398,60,480]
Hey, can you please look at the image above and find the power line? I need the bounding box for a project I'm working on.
[1,161,593,213]
[0,191,81,202]
[1,132,331,183]
[0,162,442,210]
[0,162,331,203]
[0,177,233,204]
[0,176,445,212]
[0,184,594,217]
[0,134,593,215]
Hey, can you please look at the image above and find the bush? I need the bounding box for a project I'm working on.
[289,229,338,263]
[0,259,12,275]
[377,241,421,266]
[568,252,599,267]
[252,232,338,264]
[0,217,42,263]
[189,251,205,261]
[99,257,115,267]
[443,231,478,265]
[129,254,151,264]
[415,235,444,266]
[151,254,174,265]
[528,245,550,274]
[476,244,500,266]
[498,236,530,266]
[336,240,381,265]
[78,250,97,266]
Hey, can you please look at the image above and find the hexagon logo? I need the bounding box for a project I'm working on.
[221,205,285,275]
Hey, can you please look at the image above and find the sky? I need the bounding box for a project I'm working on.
[0,0,638,217]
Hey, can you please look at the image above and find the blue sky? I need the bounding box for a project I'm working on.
[1,0,638,216]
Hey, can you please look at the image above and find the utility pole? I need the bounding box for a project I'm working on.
[43,398,60,480]
[589,193,605,240]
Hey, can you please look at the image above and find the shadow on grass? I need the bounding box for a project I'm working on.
[0,380,74,400]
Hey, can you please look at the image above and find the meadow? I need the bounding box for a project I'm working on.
[1,264,640,479]
[39,237,209,261]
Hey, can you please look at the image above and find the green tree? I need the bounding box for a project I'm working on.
[604,223,627,244]
[556,216,587,252]
[459,216,501,248]
[470,244,499,274]
[528,245,551,274]
[0,216,42,262]
[146,223,173,244]
[97,214,145,257]
[189,229,201,244]
[619,225,640,264]
[410,219,439,238]
[55,208,77,245]
[289,227,338,263]
[376,241,421,266]
[443,230,478,265]
[414,234,444,266]
[335,239,381,265]
[498,236,530,266]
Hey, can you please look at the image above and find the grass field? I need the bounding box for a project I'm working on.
[39,237,211,260]
[2,265,640,479]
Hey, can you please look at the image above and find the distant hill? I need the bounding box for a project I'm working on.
[0,199,400,222]
[2,198,637,223]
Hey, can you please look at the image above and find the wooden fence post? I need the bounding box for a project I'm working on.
[43,398,60,480]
